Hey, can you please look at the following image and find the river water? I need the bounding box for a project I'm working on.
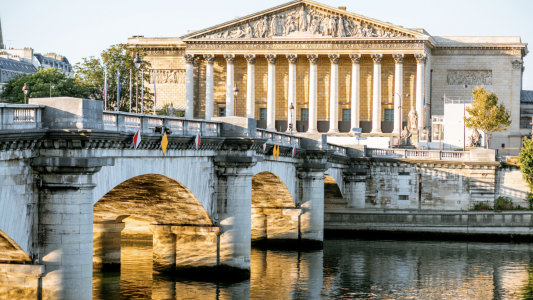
[93,238,533,299]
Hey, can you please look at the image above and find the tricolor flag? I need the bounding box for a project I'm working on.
[153,69,157,115]
[141,70,144,114]
[117,70,121,109]
[129,69,132,113]
[133,130,141,150]
[292,145,296,158]
[195,133,201,150]
[423,96,426,112]
[103,68,107,110]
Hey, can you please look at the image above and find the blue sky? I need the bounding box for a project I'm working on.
[2,0,532,89]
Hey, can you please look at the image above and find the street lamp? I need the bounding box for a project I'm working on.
[233,84,239,116]
[50,82,57,97]
[289,102,294,133]
[463,84,468,151]
[133,52,142,113]
[392,93,410,148]
[22,83,29,104]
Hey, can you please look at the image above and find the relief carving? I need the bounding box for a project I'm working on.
[150,70,186,84]
[186,42,424,51]
[512,60,523,69]
[197,4,408,40]
[447,70,492,86]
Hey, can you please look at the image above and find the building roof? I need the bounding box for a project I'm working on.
[0,57,37,73]
[521,90,533,103]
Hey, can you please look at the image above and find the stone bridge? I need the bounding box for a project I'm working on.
[0,98,498,299]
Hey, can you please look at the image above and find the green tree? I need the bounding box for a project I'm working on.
[0,68,94,103]
[519,138,533,209]
[74,44,153,112]
[464,86,511,149]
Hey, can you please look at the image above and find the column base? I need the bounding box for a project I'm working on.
[307,129,318,134]
[392,129,400,134]
[327,129,340,134]
[370,129,383,134]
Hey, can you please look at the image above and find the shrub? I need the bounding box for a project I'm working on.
[526,193,533,210]
[471,201,492,211]
[494,196,514,211]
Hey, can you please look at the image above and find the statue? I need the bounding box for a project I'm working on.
[167,103,176,117]
[408,109,418,131]
[400,126,411,146]
[468,129,482,147]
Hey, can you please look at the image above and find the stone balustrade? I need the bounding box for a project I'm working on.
[102,111,220,137]
[0,104,43,130]
[366,148,495,161]
[256,128,301,147]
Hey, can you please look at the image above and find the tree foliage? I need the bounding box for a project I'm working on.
[520,138,533,204]
[464,86,511,148]
[74,44,153,112]
[0,68,94,103]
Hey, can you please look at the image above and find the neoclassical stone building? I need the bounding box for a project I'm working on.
[128,0,528,153]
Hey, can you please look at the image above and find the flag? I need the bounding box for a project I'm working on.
[129,69,132,113]
[141,70,144,114]
[104,68,107,110]
[292,145,296,158]
[153,69,157,115]
[263,143,267,153]
[117,70,121,108]
[195,133,201,150]
[423,96,426,112]
[133,130,141,150]
[161,132,168,154]
[273,145,280,160]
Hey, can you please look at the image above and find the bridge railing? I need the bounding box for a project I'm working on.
[366,148,474,160]
[256,129,301,147]
[103,111,220,137]
[327,143,348,156]
[0,104,43,130]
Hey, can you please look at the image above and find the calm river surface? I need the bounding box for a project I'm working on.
[93,238,533,299]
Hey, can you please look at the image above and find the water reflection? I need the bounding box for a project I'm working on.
[93,239,533,299]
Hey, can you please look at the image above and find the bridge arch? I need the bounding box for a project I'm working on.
[252,161,297,206]
[324,174,346,209]
[252,172,295,208]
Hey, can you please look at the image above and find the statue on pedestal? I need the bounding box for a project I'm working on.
[167,103,176,117]
[400,126,411,146]
[468,129,482,147]
[408,109,418,131]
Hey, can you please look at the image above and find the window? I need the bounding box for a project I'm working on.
[301,108,309,121]
[384,109,394,122]
[342,109,351,121]
[260,108,267,120]
[399,195,409,200]
[219,107,226,117]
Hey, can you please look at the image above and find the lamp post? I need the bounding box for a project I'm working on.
[233,84,239,117]
[289,102,294,133]
[50,82,56,97]
[133,52,142,113]
[22,83,29,104]
[392,93,410,148]
[463,84,468,151]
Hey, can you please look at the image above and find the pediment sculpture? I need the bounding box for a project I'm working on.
[192,4,410,40]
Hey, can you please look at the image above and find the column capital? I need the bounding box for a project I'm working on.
[265,54,277,64]
[328,54,340,64]
[183,54,196,64]
[307,54,319,65]
[349,54,361,64]
[203,54,216,64]
[393,54,405,64]
[223,54,236,64]
[415,53,427,64]
[286,54,298,64]
[244,54,256,64]
[371,54,383,64]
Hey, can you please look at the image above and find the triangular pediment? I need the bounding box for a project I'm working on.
[181,0,429,41]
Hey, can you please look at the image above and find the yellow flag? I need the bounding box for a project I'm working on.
[273,144,279,160]
[161,132,168,154]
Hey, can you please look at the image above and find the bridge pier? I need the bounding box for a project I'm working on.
[33,157,112,300]
[251,208,301,245]
[93,221,125,270]
[152,225,176,273]
[344,176,367,208]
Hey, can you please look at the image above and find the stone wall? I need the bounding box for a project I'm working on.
[0,264,43,300]
[496,167,530,207]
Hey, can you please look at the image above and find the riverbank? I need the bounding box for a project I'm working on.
[324,209,533,240]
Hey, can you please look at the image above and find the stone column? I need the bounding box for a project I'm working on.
[151,225,176,273]
[344,174,367,208]
[184,54,195,119]
[371,54,383,133]
[93,221,125,271]
[32,157,113,300]
[224,54,236,117]
[244,54,256,119]
[215,156,261,275]
[328,54,340,133]
[307,54,319,133]
[286,54,298,132]
[393,54,404,134]
[349,54,361,131]
[266,54,277,131]
[204,54,216,121]
[297,153,328,247]
[415,53,427,130]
